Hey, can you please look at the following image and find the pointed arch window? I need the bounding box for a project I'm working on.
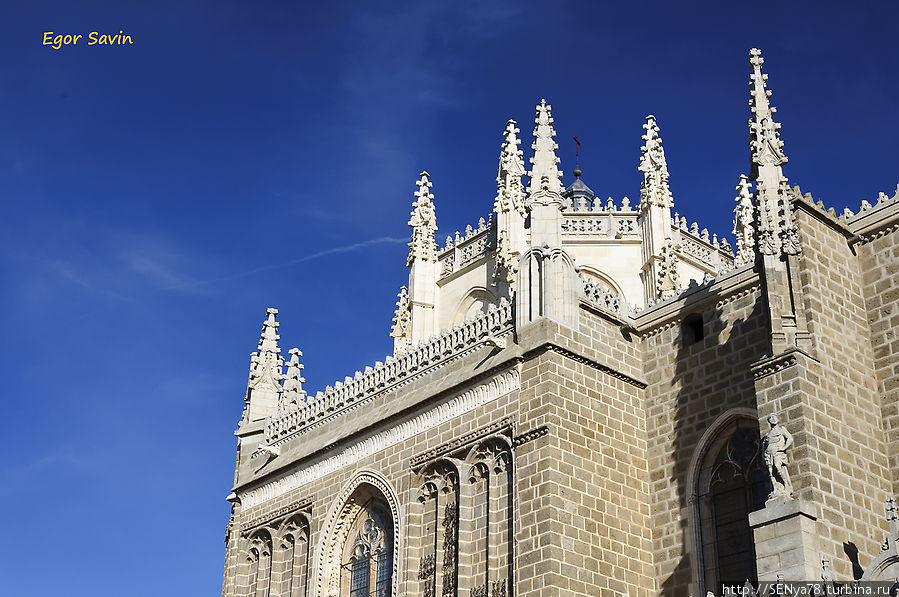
[694,416,769,593]
[341,499,394,597]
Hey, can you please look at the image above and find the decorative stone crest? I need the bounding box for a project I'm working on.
[733,174,755,266]
[408,171,438,265]
[638,115,673,212]
[761,413,794,500]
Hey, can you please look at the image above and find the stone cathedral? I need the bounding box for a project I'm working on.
[221,49,899,597]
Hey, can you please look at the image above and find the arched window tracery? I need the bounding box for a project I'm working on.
[327,488,395,597]
[693,415,769,594]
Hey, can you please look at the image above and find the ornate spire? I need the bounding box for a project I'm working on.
[279,348,306,410]
[244,308,285,422]
[748,48,788,176]
[407,171,438,265]
[733,174,755,266]
[527,99,563,197]
[638,115,673,212]
[390,285,411,350]
[495,119,526,217]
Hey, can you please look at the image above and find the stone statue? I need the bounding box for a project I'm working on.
[762,413,794,499]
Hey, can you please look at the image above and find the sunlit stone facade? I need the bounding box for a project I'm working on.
[222,49,899,596]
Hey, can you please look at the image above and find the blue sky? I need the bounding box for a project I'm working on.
[0,1,896,594]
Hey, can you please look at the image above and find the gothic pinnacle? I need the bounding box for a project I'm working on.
[527,99,563,196]
[748,48,788,177]
[733,174,755,266]
[638,115,673,212]
[257,307,281,356]
[407,171,438,265]
[495,119,526,216]
[244,307,285,422]
[280,347,307,410]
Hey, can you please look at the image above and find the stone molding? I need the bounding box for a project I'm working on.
[410,417,514,469]
[240,498,313,534]
[315,470,402,597]
[266,299,514,445]
[635,265,759,338]
[240,368,521,510]
[513,424,549,446]
[524,343,647,389]
[750,348,818,380]
[747,497,820,528]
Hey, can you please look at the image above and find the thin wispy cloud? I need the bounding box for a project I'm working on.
[180,236,409,289]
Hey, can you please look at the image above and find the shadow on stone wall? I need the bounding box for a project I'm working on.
[658,281,769,597]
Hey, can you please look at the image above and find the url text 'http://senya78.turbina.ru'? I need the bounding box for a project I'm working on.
[42,31,133,50]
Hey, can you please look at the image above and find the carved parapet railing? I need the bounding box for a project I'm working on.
[579,274,632,318]
[561,211,640,239]
[672,227,734,272]
[437,216,495,279]
[265,298,515,444]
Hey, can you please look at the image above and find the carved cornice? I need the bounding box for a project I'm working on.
[240,498,313,535]
[524,343,647,389]
[635,265,759,338]
[411,417,514,469]
[240,368,521,509]
[513,425,549,446]
[851,221,899,246]
[750,348,818,380]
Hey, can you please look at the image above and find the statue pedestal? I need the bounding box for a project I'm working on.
[748,498,821,581]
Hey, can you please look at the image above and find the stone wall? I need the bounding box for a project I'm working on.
[224,365,522,597]
[515,314,653,597]
[775,205,892,579]
[858,228,899,497]
[640,274,769,596]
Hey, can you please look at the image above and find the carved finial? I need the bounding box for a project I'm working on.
[527,99,563,196]
[733,175,755,266]
[749,48,788,176]
[408,171,438,265]
[244,308,285,422]
[638,115,674,212]
[279,347,307,410]
[777,181,801,255]
[390,285,411,350]
[495,119,527,218]
[493,231,517,293]
[657,241,681,300]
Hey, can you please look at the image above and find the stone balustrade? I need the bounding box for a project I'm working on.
[265,297,514,444]
[437,216,494,278]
